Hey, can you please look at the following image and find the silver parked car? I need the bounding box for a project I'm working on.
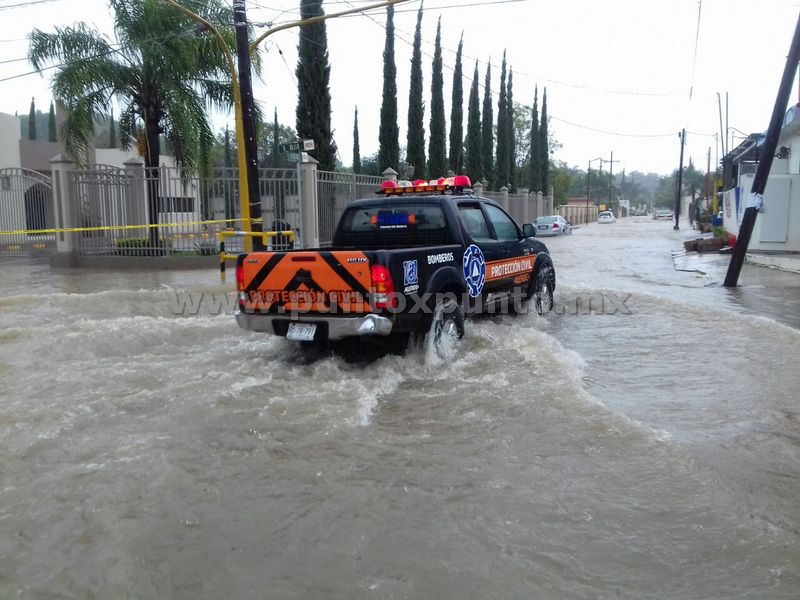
[598,210,616,224]
[534,215,572,236]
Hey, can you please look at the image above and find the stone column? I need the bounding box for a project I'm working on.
[124,159,146,233]
[546,185,554,216]
[50,154,76,254]
[382,167,398,183]
[473,180,484,197]
[299,156,320,249]
[499,186,509,211]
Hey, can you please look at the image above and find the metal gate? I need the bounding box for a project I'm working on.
[0,168,55,257]
[317,171,383,246]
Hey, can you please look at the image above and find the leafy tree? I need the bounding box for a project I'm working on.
[427,17,446,179]
[28,97,36,140]
[494,52,508,190]
[378,5,400,173]
[28,0,239,248]
[296,0,337,171]
[406,5,425,180]
[528,86,540,191]
[540,87,549,193]
[48,101,56,142]
[448,33,464,175]
[256,112,296,168]
[481,61,494,187]
[465,61,482,181]
[352,106,361,173]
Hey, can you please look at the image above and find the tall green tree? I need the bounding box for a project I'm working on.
[270,108,279,167]
[540,87,549,193]
[448,34,464,175]
[108,107,116,148]
[427,16,446,179]
[528,86,540,192]
[47,100,56,142]
[378,5,400,173]
[494,51,509,190]
[481,61,493,187]
[28,97,36,140]
[406,4,425,180]
[296,0,337,171]
[29,0,239,248]
[352,106,361,173]
[465,61,482,181]
[223,126,233,168]
[507,70,516,192]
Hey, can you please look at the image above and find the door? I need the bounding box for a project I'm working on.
[483,202,535,297]
[456,202,506,309]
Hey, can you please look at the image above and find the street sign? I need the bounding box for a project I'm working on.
[278,139,315,153]
[285,152,301,162]
[278,142,301,153]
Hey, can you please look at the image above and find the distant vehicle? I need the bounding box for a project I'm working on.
[534,215,572,236]
[598,211,616,224]
[654,209,674,220]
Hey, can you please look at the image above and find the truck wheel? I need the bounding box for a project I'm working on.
[532,266,554,315]
[432,297,464,357]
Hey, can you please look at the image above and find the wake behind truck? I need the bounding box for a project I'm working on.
[233,176,555,353]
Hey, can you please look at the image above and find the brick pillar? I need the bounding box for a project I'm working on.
[499,186,509,211]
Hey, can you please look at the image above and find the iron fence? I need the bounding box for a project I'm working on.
[0,167,55,257]
[317,170,383,246]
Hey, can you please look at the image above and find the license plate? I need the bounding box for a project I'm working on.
[538,225,548,230]
[286,323,317,341]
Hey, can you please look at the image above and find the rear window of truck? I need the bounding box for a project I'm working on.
[334,204,453,248]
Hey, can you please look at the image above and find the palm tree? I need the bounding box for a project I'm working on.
[28,0,240,249]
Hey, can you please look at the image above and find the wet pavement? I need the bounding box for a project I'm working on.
[1,217,798,598]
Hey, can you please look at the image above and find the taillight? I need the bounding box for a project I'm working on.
[235,261,244,291]
[371,264,397,309]
[552,223,560,229]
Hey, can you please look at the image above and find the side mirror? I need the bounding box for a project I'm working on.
[522,223,536,238]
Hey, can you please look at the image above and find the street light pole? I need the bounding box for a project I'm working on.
[587,157,603,225]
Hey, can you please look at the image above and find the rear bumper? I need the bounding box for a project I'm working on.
[235,311,394,341]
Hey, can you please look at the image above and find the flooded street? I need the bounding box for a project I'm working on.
[1,218,799,598]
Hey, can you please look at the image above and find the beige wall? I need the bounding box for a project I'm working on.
[0,113,21,169]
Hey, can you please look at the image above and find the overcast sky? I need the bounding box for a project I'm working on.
[1,0,798,177]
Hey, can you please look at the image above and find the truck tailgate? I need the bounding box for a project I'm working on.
[240,250,373,314]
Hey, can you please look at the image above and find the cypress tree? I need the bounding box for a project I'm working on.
[406,4,426,181]
[48,101,57,143]
[378,5,400,173]
[528,86,540,192]
[540,87,549,193]
[271,108,280,167]
[223,126,232,168]
[494,51,508,190]
[28,97,36,140]
[448,34,464,175]
[481,61,493,188]
[109,108,117,148]
[507,70,516,193]
[296,0,337,171]
[427,17,447,179]
[465,61,482,181]
[353,106,361,173]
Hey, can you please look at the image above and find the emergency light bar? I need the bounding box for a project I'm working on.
[378,175,472,195]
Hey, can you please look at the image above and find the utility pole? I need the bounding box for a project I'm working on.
[606,151,619,209]
[724,13,800,287]
[233,0,263,249]
[674,129,686,230]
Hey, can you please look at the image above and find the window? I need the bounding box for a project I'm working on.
[334,204,452,248]
[484,204,520,242]
[458,205,492,241]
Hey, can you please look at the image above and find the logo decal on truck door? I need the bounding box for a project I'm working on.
[403,260,418,286]
[463,244,486,297]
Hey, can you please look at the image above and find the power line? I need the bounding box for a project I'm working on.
[0,0,65,9]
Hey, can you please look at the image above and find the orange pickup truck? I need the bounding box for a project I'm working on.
[234,178,555,353]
